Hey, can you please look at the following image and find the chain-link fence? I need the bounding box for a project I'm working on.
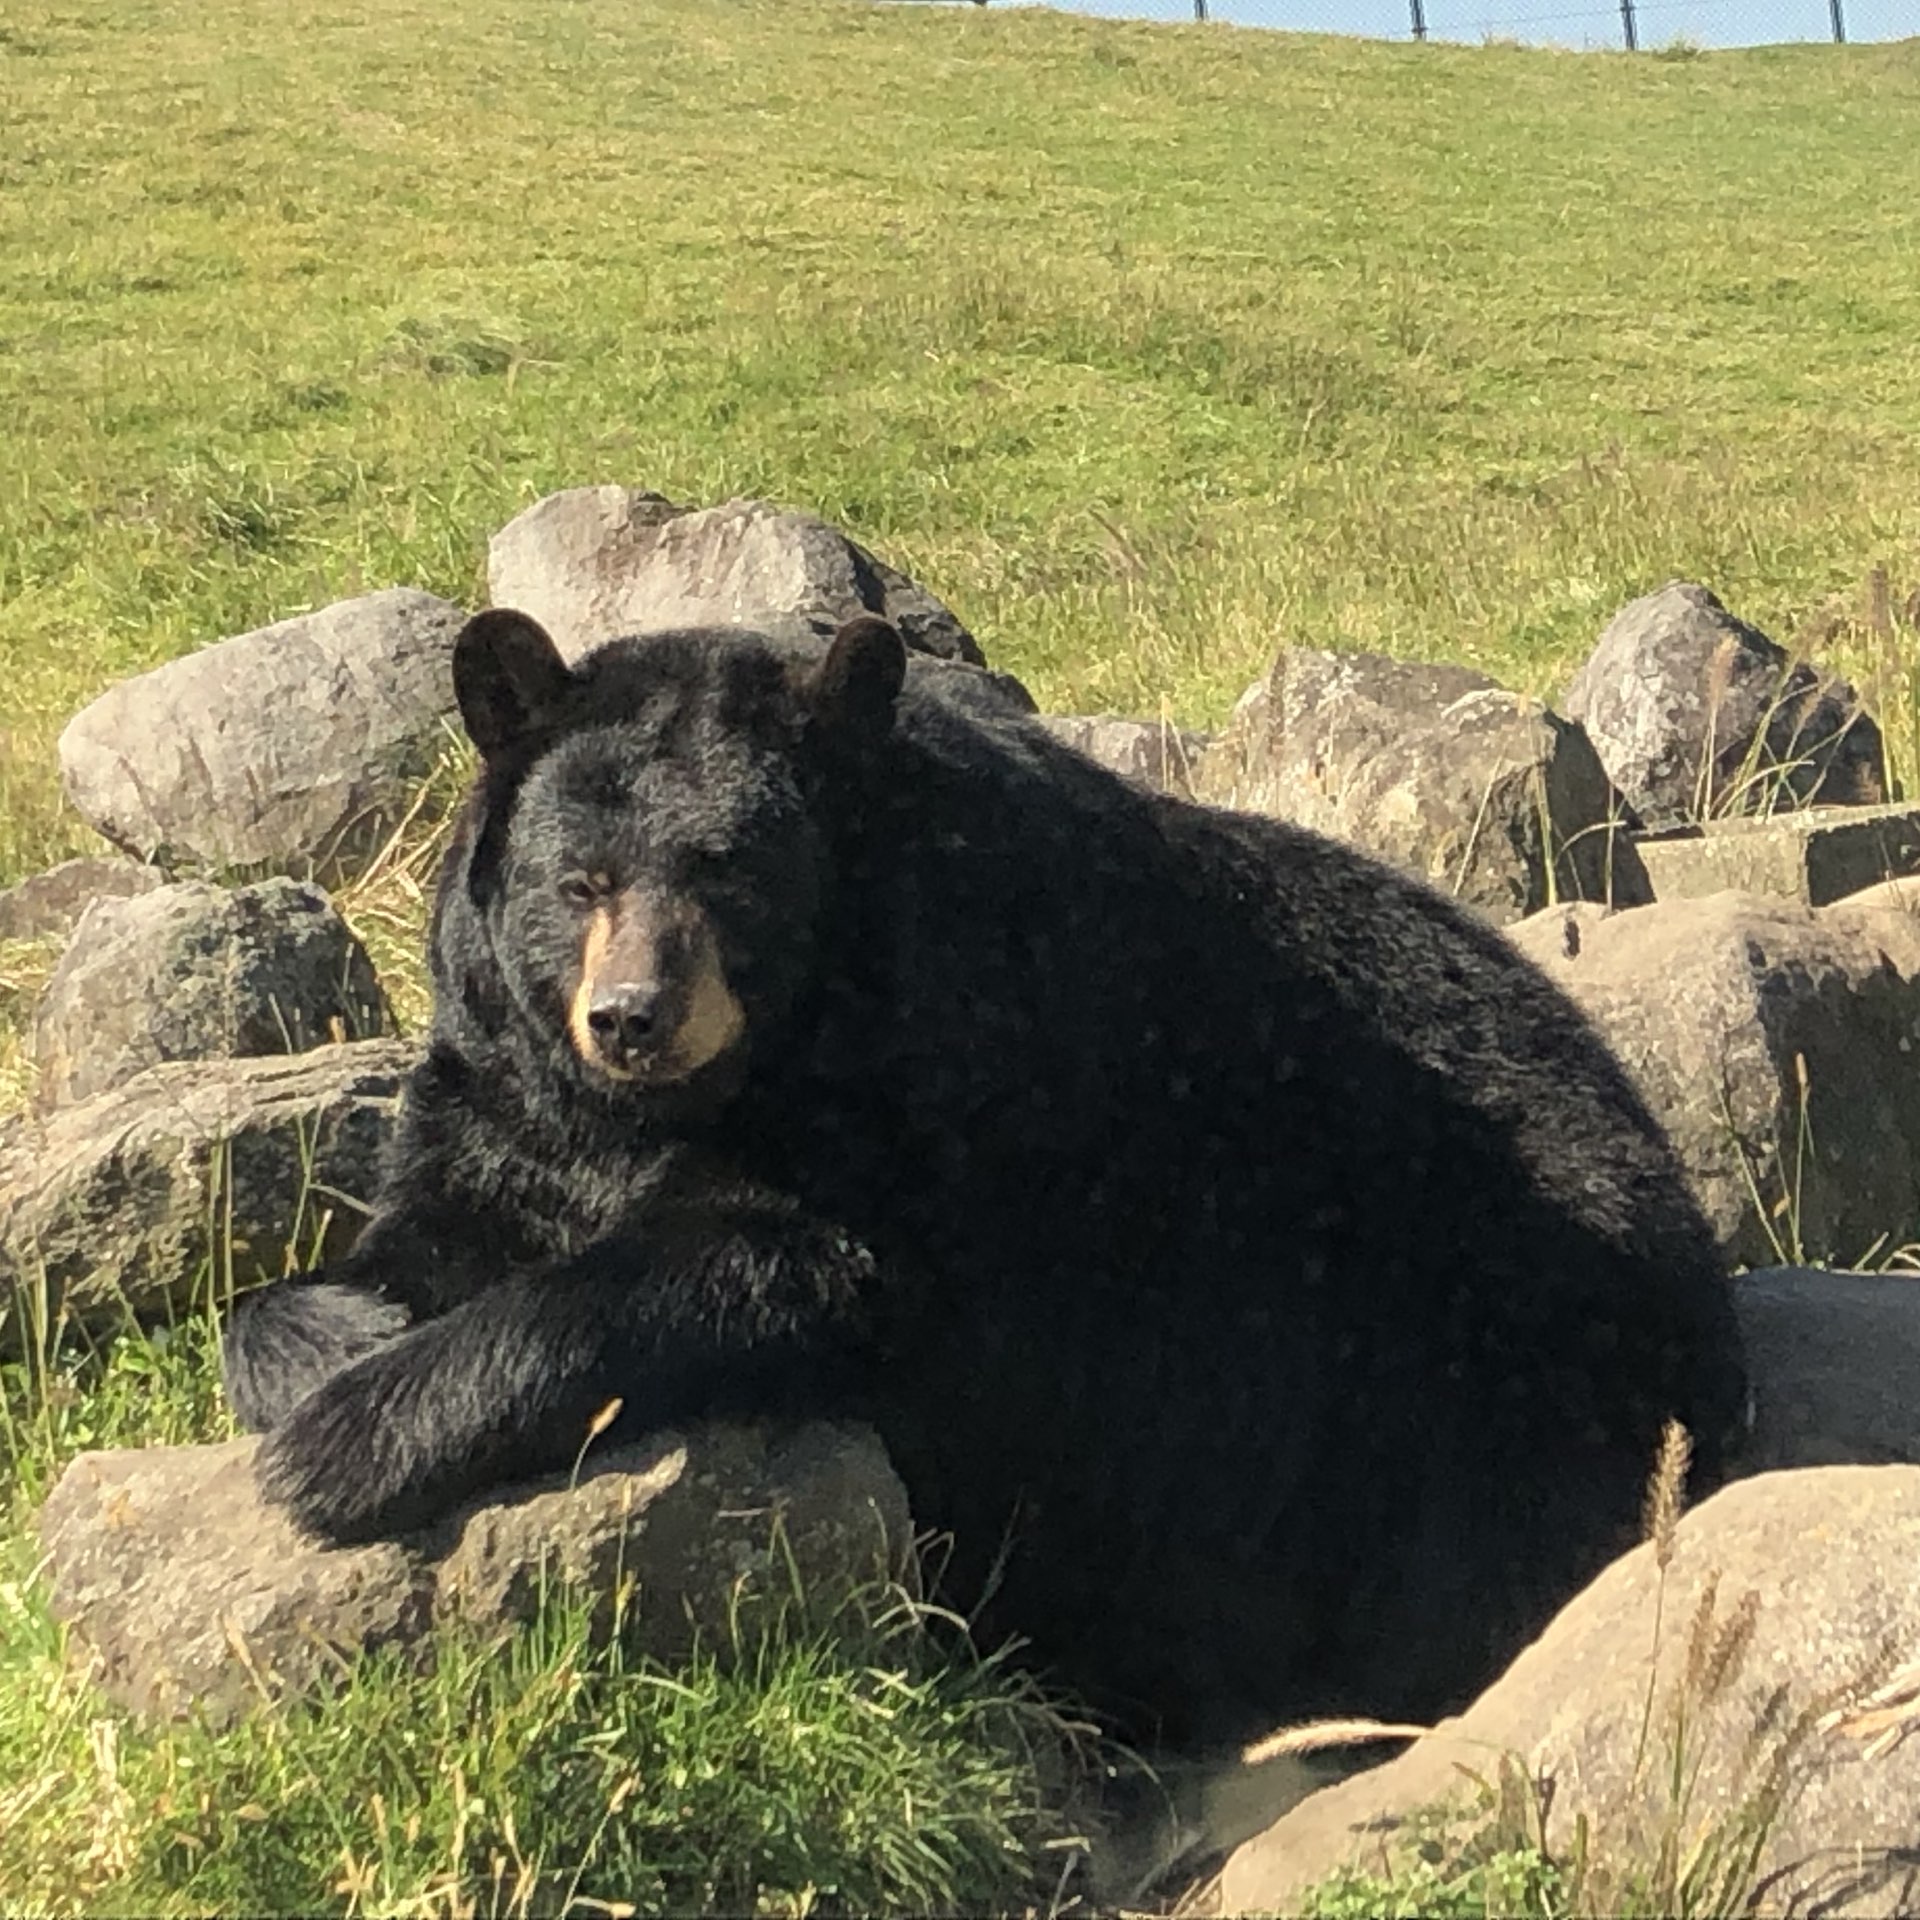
[984,0,1910,49]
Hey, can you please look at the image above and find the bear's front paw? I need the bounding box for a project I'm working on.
[254,1339,456,1546]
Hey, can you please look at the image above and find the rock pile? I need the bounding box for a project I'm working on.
[10,495,1920,1911]
[8,494,1920,1338]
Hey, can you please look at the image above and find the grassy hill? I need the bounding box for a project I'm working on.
[3,1,1919,1909]
[3,0,1918,887]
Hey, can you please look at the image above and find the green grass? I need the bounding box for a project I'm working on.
[0,1567,1103,1919]
[3,0,1919,887]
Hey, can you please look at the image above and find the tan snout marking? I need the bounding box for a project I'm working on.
[567,891,745,1085]
[567,904,619,1069]
[671,920,747,1078]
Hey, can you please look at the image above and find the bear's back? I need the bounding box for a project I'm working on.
[885,674,1708,1268]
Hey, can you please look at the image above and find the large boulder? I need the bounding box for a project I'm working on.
[36,1423,910,1727]
[57,588,467,883]
[1508,892,1920,1267]
[1213,1466,1920,1919]
[30,879,390,1108]
[1563,581,1883,829]
[0,1040,414,1343]
[487,490,985,667]
[1194,648,1648,924]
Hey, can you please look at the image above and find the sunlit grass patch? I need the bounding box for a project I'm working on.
[3,0,1917,884]
[0,1535,1104,1918]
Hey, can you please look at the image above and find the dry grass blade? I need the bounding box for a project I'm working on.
[1241,1716,1435,1766]
[333,741,475,1034]
[1817,1661,1920,1759]
[1643,1418,1693,1572]
[0,932,64,1116]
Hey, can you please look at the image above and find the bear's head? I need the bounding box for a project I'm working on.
[448,608,906,1095]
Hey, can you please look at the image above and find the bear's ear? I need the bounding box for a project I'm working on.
[453,609,574,756]
[807,615,906,738]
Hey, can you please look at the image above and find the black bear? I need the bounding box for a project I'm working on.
[226,609,1747,1748]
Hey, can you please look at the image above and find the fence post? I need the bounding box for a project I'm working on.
[1410,0,1428,35]
[1619,0,1638,47]
[1829,0,1846,37]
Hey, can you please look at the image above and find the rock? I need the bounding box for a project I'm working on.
[1834,875,1920,915]
[1040,715,1212,797]
[39,1438,424,1728]
[36,1422,910,1727]
[1212,1467,1920,1919]
[436,1422,910,1653]
[30,879,390,1108]
[0,1040,414,1343]
[1734,1266,1920,1472]
[0,858,164,945]
[1633,801,1920,907]
[57,588,468,883]
[1509,893,1920,1267]
[1194,649,1649,925]
[1563,581,1883,829]
[486,489,986,667]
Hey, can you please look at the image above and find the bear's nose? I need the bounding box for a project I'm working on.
[587,984,661,1061]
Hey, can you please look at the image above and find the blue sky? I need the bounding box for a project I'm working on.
[999,0,1911,51]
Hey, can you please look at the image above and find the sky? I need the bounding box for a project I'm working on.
[995,0,1911,52]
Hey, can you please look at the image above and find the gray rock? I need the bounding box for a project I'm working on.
[0,858,164,944]
[1214,1466,1920,1919]
[0,1040,413,1342]
[40,1437,424,1728]
[1041,715,1213,797]
[1633,800,1920,907]
[1833,875,1920,915]
[31,879,390,1108]
[486,489,986,666]
[1509,893,1920,1268]
[36,1423,910,1727]
[1564,580,1883,829]
[57,587,468,883]
[1735,1266,1920,1472]
[1195,649,1649,925]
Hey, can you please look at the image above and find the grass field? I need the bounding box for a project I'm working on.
[4,0,1919,888]
[4,0,1919,1909]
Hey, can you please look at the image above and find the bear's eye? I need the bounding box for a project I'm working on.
[558,871,612,909]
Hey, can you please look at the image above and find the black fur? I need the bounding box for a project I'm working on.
[227,613,1747,1747]
[223,1280,410,1433]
